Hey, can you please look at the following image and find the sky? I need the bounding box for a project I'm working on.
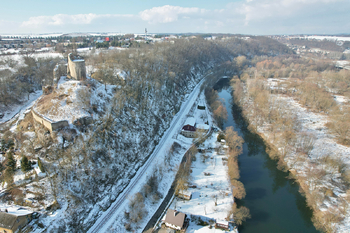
[0,0,349,35]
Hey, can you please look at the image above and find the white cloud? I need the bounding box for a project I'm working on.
[139,5,201,24]
[1,1,347,35]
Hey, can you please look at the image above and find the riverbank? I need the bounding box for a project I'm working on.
[215,78,319,233]
[230,75,350,232]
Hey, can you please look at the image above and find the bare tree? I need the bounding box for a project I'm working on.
[228,202,251,225]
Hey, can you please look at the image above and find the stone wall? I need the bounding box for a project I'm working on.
[31,110,69,132]
[67,53,86,80]
[53,62,66,84]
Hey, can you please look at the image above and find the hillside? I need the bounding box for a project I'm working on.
[0,37,293,232]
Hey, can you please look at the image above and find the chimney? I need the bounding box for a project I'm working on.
[174,210,177,216]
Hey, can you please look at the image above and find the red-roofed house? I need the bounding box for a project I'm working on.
[181,117,196,138]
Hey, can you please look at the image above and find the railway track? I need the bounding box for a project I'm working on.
[88,79,205,233]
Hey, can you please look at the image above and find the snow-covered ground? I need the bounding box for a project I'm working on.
[34,77,90,123]
[279,96,350,232]
[0,33,64,38]
[85,78,237,233]
[251,80,350,232]
[0,52,64,73]
[0,90,42,124]
[333,95,349,104]
[0,204,32,216]
[32,76,118,125]
[271,96,350,165]
[168,132,237,233]
[87,79,207,233]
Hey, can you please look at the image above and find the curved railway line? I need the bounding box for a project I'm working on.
[88,79,205,233]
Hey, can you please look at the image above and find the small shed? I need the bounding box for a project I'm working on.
[177,190,192,200]
[215,220,230,230]
[197,100,206,109]
[164,209,187,231]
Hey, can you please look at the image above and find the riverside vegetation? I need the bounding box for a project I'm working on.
[205,85,250,225]
[231,55,350,232]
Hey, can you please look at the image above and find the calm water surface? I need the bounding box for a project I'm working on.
[214,78,319,233]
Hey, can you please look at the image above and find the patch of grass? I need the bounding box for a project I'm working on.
[18,112,34,131]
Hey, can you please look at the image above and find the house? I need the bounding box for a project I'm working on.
[181,117,196,138]
[177,190,192,200]
[164,209,188,231]
[0,209,32,233]
[215,220,230,230]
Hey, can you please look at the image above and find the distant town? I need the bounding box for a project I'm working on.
[1,33,350,59]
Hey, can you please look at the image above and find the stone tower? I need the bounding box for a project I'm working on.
[67,53,86,80]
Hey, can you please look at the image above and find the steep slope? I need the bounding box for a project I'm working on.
[0,37,293,232]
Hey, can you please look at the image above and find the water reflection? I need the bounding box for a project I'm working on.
[245,188,267,200]
[263,158,289,193]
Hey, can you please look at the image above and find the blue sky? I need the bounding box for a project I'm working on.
[1,0,349,35]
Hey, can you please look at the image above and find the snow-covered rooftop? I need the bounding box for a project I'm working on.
[198,100,205,107]
[197,124,210,130]
[72,59,85,62]
[178,190,192,196]
[216,220,229,225]
[0,205,32,216]
[184,117,196,127]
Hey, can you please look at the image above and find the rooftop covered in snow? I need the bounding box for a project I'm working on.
[0,205,32,216]
[184,117,196,127]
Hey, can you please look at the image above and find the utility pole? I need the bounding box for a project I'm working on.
[145,28,147,41]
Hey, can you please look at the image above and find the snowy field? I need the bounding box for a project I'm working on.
[0,33,64,38]
[271,96,350,165]
[0,51,64,74]
[168,132,237,233]
[256,79,350,232]
[278,96,350,232]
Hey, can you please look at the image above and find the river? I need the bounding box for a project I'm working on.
[214,78,319,233]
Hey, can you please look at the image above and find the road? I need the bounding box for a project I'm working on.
[88,79,205,233]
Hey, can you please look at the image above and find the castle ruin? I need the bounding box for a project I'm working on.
[67,53,86,80]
